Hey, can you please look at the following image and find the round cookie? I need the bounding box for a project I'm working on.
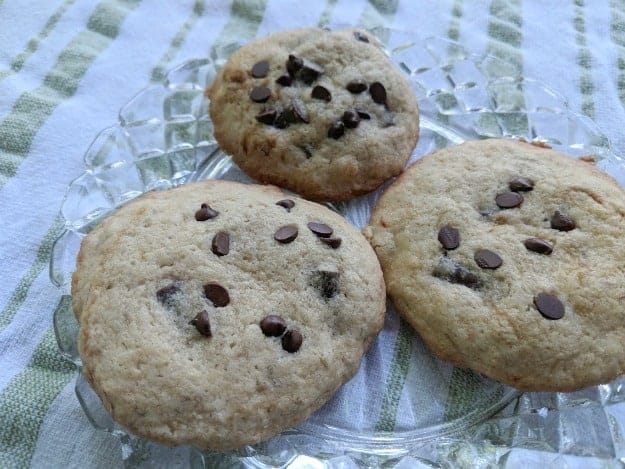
[206,28,420,202]
[364,139,625,392]
[73,180,385,450]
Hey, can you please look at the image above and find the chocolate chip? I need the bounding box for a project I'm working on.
[355,108,371,119]
[211,231,230,256]
[474,249,503,269]
[276,199,295,211]
[274,224,298,243]
[524,238,553,255]
[328,121,345,139]
[550,210,576,231]
[346,79,367,93]
[369,82,387,104]
[438,225,460,250]
[299,143,314,158]
[300,61,324,84]
[495,191,523,209]
[342,110,360,129]
[260,315,287,337]
[533,293,565,320]
[189,311,212,336]
[281,329,303,353]
[203,283,230,307]
[251,60,270,78]
[433,257,481,289]
[311,85,331,102]
[282,107,298,124]
[255,108,277,125]
[286,54,303,76]
[310,268,340,299]
[249,86,271,103]
[156,284,180,305]
[509,177,534,192]
[291,98,309,123]
[353,31,369,42]
[307,221,333,238]
[273,112,290,129]
[195,203,218,221]
[276,74,292,86]
[320,237,342,249]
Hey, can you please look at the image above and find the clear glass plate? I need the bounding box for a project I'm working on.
[50,29,625,468]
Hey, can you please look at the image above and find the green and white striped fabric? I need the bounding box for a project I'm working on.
[2,1,625,467]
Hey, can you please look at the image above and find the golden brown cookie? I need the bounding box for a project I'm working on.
[365,139,625,391]
[206,28,419,202]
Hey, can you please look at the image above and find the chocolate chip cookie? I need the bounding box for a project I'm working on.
[206,28,420,202]
[364,139,625,391]
[72,180,385,449]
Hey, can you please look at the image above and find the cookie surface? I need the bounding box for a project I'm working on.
[73,180,385,450]
[206,28,419,202]
[364,139,625,391]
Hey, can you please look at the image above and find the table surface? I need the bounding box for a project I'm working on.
[2,1,625,467]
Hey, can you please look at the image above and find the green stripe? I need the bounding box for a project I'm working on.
[150,0,205,82]
[0,216,64,331]
[0,0,142,188]
[485,0,523,75]
[610,0,625,107]
[212,0,268,51]
[574,0,595,117]
[0,0,79,81]
[374,319,412,431]
[0,2,272,466]
[317,0,338,28]
[0,328,75,468]
[448,0,463,41]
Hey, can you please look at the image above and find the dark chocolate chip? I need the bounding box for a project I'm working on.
[249,86,271,103]
[310,268,340,299]
[211,231,230,256]
[346,79,367,93]
[533,293,565,320]
[550,210,576,231]
[273,112,290,129]
[203,283,230,307]
[286,54,303,76]
[353,31,369,42]
[282,107,298,124]
[509,177,534,192]
[156,284,180,305]
[328,120,345,139]
[300,61,324,84]
[276,199,295,211]
[433,257,481,289]
[307,221,333,238]
[274,224,298,243]
[342,110,360,129]
[189,311,212,336]
[276,74,293,86]
[311,85,331,102]
[438,225,460,250]
[195,203,218,221]
[282,329,303,353]
[369,82,387,104]
[260,314,287,337]
[474,249,503,269]
[524,238,553,255]
[291,98,309,123]
[495,191,523,209]
[299,143,314,159]
[251,60,270,78]
[255,108,277,125]
[320,237,342,249]
[355,108,371,119]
